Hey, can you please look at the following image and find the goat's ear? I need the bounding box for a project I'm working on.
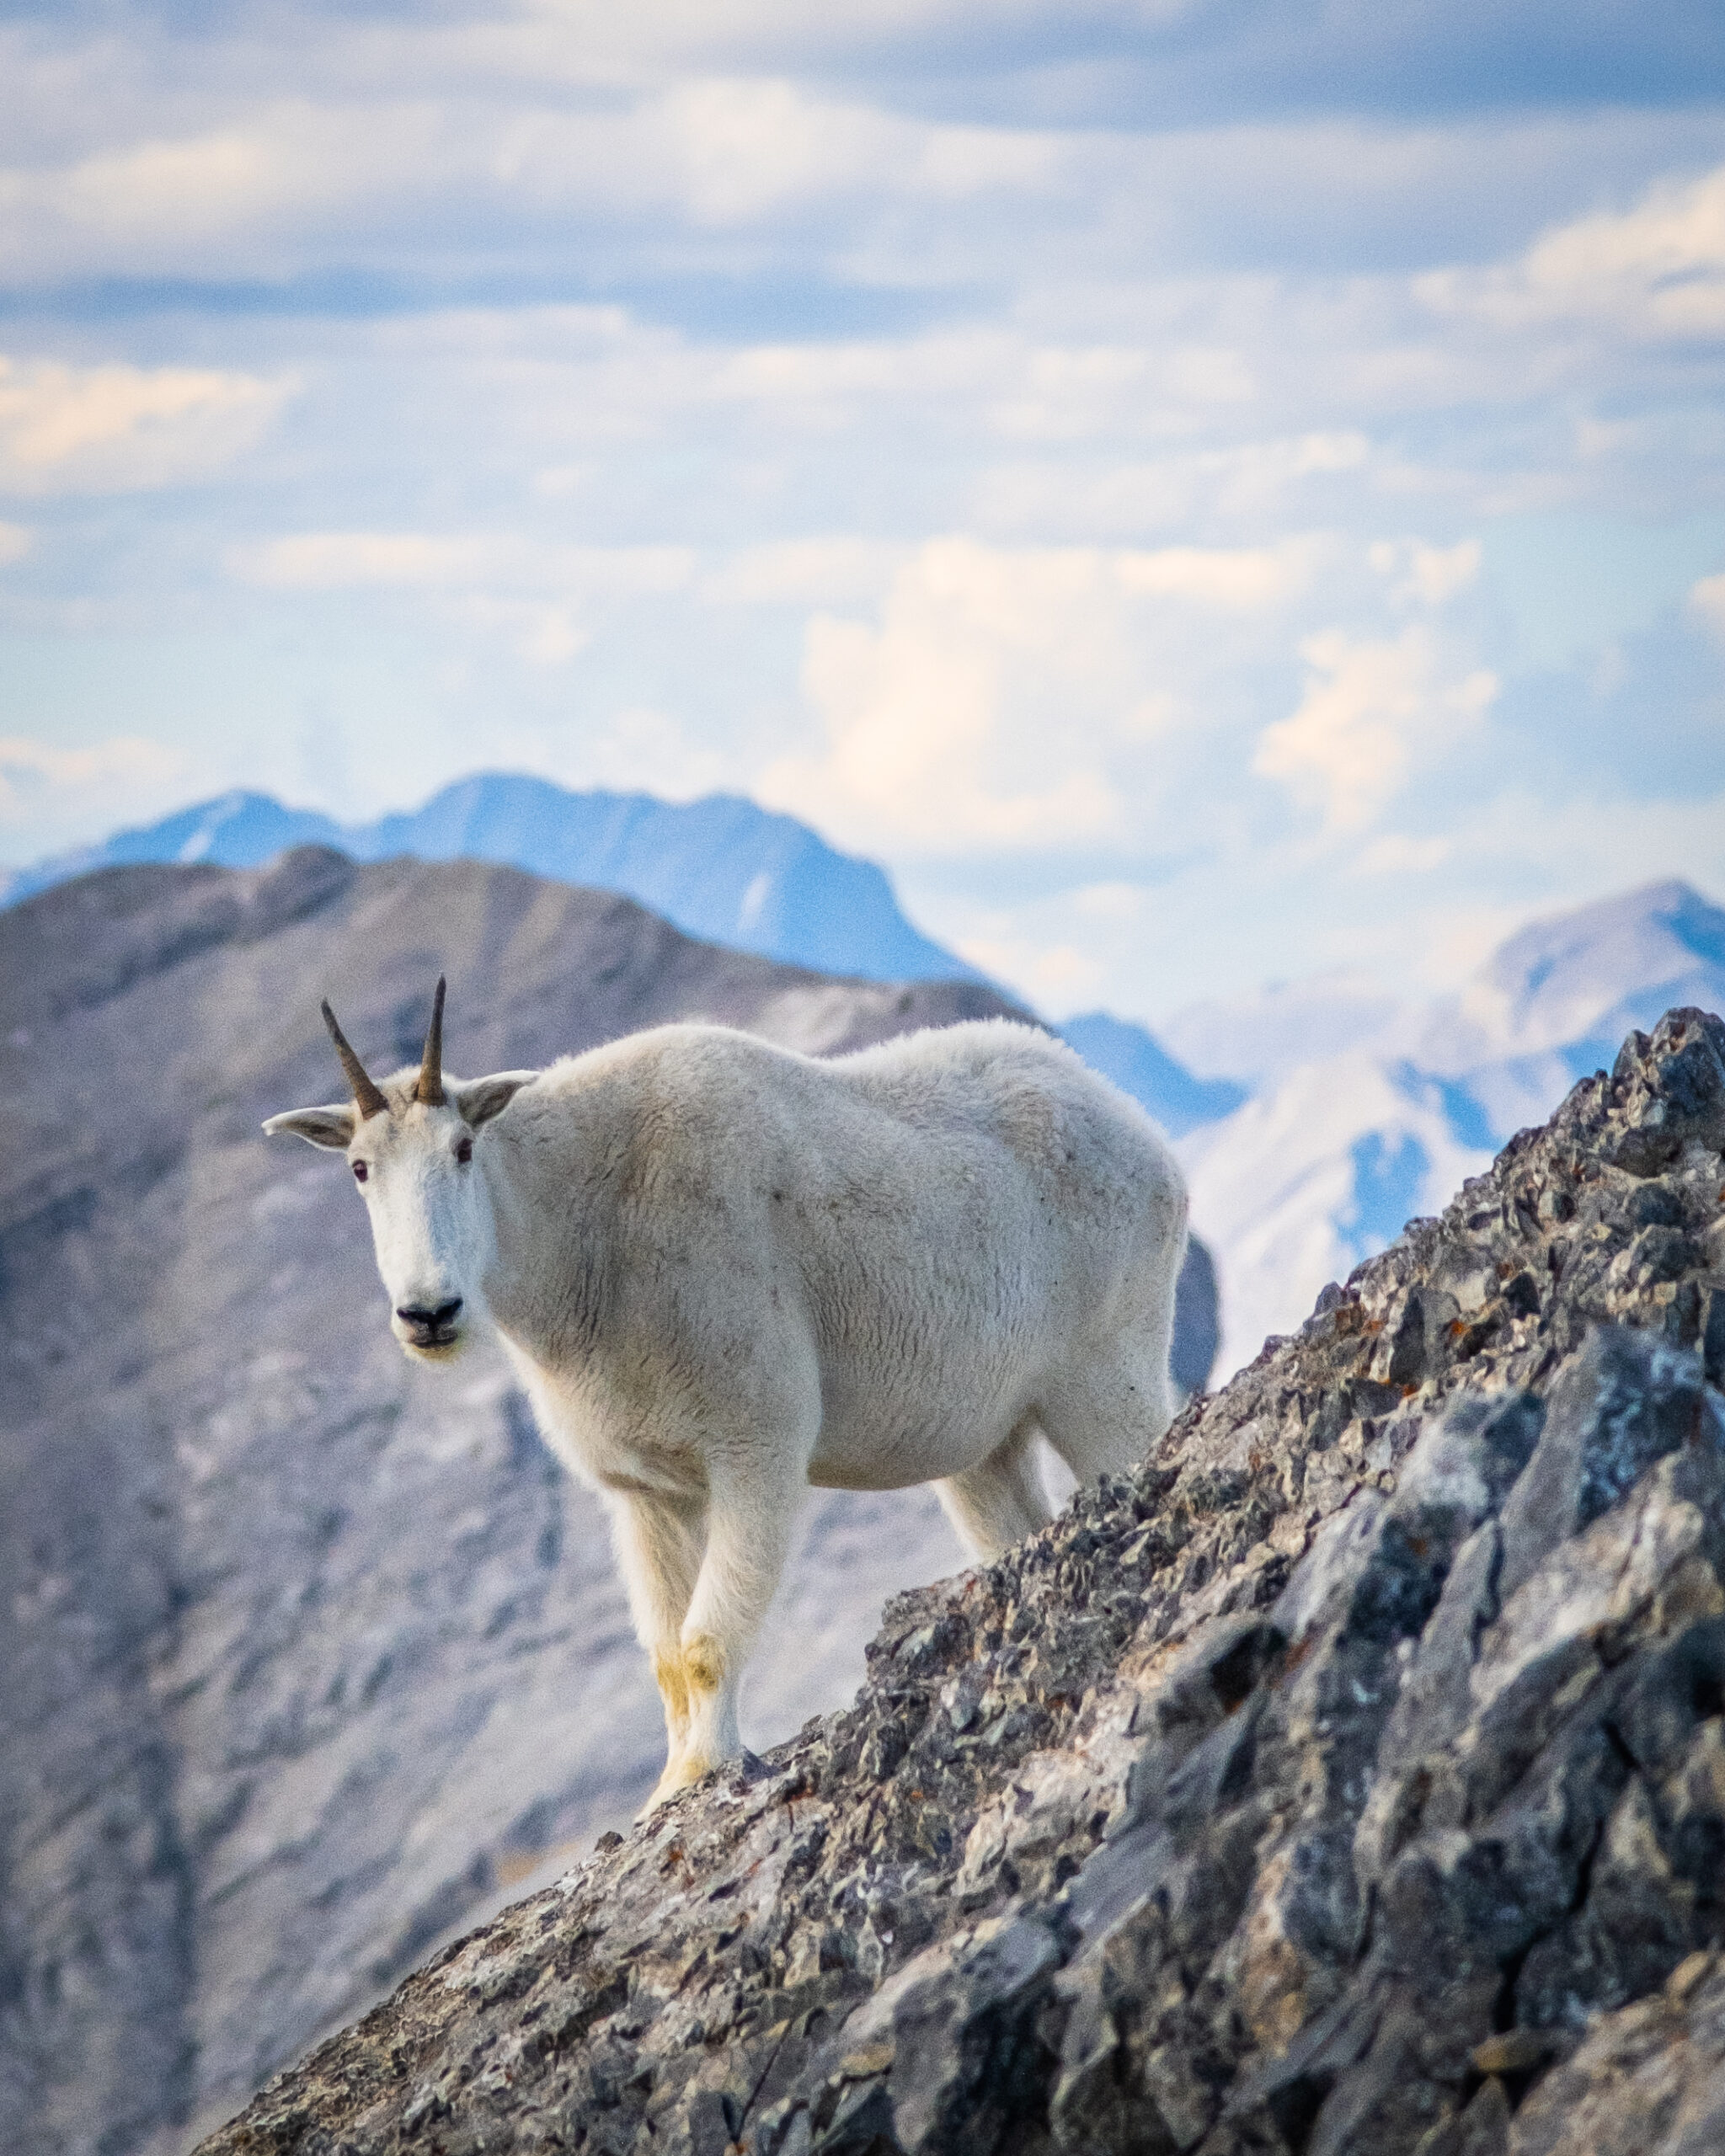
[456,1071,538,1129]
[263,1103,356,1150]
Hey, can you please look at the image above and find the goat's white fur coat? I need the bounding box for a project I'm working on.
[267,1016,1187,1810]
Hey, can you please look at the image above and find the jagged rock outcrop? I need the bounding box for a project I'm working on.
[0,850,1220,2156]
[199,1006,1725,2156]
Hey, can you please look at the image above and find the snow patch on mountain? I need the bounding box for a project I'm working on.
[1181,878,1725,1380]
[1178,1054,1494,1380]
[1157,969,1402,1087]
[1415,878,1725,1070]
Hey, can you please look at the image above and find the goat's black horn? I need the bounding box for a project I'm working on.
[415,975,446,1107]
[321,1000,389,1121]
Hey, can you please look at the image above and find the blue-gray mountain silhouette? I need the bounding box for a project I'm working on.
[3,773,1242,1141]
[1,774,973,986]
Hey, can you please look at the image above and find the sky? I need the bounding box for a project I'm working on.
[1,0,1722,1023]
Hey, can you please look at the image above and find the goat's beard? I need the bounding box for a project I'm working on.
[398,1334,469,1364]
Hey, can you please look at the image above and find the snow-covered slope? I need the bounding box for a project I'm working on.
[0,776,973,986]
[1180,879,1725,1380]
[1178,1057,1493,1379]
[1417,878,1725,1070]
[1157,971,1403,1087]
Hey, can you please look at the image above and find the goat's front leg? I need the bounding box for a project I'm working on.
[606,1487,707,1811]
[660,1449,801,1803]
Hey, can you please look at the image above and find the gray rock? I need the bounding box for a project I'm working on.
[1496,1325,1717,1601]
[192,1004,1725,2156]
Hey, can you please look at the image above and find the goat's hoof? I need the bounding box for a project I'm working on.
[638,1753,710,1817]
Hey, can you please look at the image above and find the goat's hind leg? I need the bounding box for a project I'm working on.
[935,1412,1053,1562]
[1040,1337,1176,1494]
[606,1487,707,1813]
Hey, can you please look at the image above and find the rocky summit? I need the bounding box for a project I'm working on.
[198,1006,1725,2156]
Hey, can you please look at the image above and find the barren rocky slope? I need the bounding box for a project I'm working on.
[0,849,1215,2156]
[201,1005,1725,2156]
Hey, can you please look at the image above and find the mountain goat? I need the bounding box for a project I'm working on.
[265,980,1188,1810]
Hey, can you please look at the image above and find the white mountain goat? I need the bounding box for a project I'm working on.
[264,980,1188,1809]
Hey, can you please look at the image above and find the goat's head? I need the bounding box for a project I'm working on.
[263,979,537,1362]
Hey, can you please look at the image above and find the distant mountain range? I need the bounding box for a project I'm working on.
[1056,1011,1247,1139]
[1178,878,1725,1375]
[10,782,1719,1389]
[1,775,1235,1143]
[0,774,974,987]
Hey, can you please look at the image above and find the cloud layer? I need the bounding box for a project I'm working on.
[1,1,1722,1019]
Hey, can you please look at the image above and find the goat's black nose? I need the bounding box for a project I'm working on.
[398,1298,463,1336]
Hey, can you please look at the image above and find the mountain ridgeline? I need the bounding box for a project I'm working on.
[0,775,973,987]
[0,774,1247,1149]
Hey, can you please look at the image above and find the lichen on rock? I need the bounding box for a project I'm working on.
[199,1007,1725,2156]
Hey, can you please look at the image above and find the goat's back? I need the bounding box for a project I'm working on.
[495,1018,1185,1489]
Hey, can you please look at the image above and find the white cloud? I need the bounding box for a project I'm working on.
[227,531,700,665]
[975,431,1371,540]
[0,521,29,565]
[1368,536,1481,607]
[699,538,906,606]
[232,532,698,598]
[957,932,1110,1010]
[758,534,1314,853]
[1254,624,1498,834]
[1429,783,1725,901]
[1689,568,1725,641]
[232,532,509,590]
[648,76,1055,225]
[542,704,737,798]
[1071,880,1152,922]
[453,595,591,667]
[1114,542,1316,609]
[694,328,1272,452]
[0,67,1062,291]
[1419,160,1725,341]
[1353,831,1452,874]
[0,355,291,495]
[0,734,189,846]
[984,344,1243,446]
[0,104,451,280]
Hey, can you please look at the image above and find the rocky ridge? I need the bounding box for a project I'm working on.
[200,1006,1725,2156]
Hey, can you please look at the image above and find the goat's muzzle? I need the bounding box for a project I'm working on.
[395,1297,464,1352]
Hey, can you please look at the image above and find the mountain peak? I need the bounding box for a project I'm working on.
[2,773,975,989]
[1466,877,1725,1059]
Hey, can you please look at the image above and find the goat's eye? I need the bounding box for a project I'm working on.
[455,1136,473,1166]
[352,1161,369,1183]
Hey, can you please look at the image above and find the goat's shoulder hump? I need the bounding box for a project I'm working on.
[834,1016,1081,1088]
[534,1022,808,1111]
